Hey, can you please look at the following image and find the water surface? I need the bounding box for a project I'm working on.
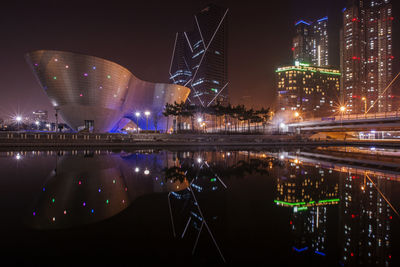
[1,147,399,266]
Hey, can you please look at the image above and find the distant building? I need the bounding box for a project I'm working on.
[170,4,229,107]
[293,17,329,67]
[276,62,341,118]
[341,0,394,114]
[32,110,48,122]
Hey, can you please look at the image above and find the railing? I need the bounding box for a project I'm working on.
[292,110,400,124]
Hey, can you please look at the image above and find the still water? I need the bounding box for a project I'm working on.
[0,147,399,266]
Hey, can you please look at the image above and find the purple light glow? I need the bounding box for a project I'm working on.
[84,73,88,77]
[83,202,86,206]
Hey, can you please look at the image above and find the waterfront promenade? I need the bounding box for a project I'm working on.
[1,132,399,149]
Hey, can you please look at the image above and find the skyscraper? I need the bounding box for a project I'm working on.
[292,17,329,67]
[170,4,229,107]
[341,0,394,114]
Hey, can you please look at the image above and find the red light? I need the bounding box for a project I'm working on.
[351,214,356,219]
[389,216,393,220]
[351,253,354,257]
[352,18,358,22]
[389,255,392,259]
[389,17,394,21]
[291,47,295,51]
[290,221,293,225]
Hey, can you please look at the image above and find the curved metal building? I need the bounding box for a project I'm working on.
[26,50,190,132]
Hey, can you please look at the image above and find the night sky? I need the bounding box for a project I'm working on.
[0,0,399,120]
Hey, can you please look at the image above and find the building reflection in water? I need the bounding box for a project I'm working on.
[339,170,392,267]
[274,156,339,257]
[28,150,188,229]
[16,149,398,265]
[165,150,272,263]
[272,151,395,267]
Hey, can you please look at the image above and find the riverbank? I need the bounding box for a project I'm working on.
[0,132,399,149]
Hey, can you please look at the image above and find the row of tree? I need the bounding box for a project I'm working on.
[162,101,271,133]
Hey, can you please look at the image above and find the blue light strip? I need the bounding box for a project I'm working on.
[317,16,328,22]
[315,251,326,256]
[295,20,311,26]
[293,246,309,252]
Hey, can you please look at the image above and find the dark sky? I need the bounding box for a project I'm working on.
[0,0,399,120]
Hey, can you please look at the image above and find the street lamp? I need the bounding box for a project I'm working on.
[144,111,150,131]
[16,116,22,131]
[35,121,40,130]
[361,97,367,115]
[340,106,346,127]
[135,112,140,133]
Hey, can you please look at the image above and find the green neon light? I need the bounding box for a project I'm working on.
[319,71,341,76]
[296,207,308,211]
[210,178,217,182]
[274,200,306,206]
[275,67,340,76]
[211,88,218,93]
[318,198,340,203]
[274,199,339,206]
[299,63,310,67]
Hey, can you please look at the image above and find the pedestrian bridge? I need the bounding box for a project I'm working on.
[287,111,400,132]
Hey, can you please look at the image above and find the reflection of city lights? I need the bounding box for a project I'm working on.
[15,154,21,160]
[280,155,285,160]
[197,158,202,163]
[294,159,299,164]
[134,167,140,173]
[144,169,150,175]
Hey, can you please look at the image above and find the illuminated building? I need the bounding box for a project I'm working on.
[276,62,341,118]
[341,0,394,114]
[32,110,48,122]
[170,4,229,107]
[26,50,190,133]
[293,17,329,67]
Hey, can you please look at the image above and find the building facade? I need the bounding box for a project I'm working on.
[341,0,394,114]
[170,4,228,107]
[293,17,329,67]
[32,110,48,122]
[26,50,190,133]
[276,62,341,118]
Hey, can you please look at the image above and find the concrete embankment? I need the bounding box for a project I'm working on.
[0,132,399,149]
